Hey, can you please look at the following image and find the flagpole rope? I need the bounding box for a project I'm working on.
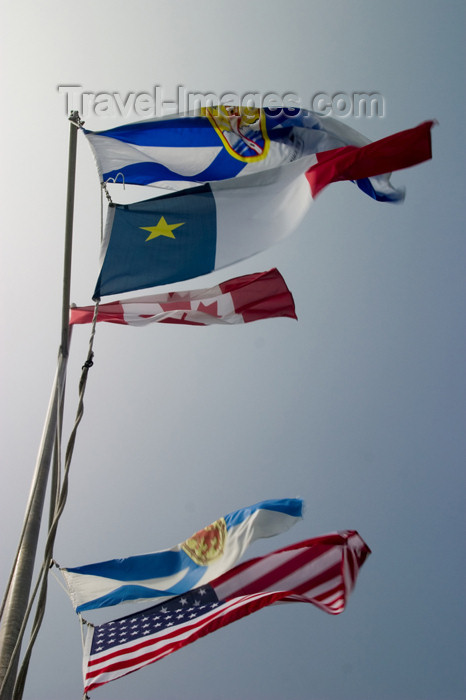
[47,358,66,529]
[79,616,93,699]
[0,111,82,700]
[101,181,113,203]
[79,615,86,653]
[78,614,93,655]
[49,565,71,598]
[0,347,67,625]
[100,182,113,242]
[7,304,100,700]
[100,187,104,243]
[104,172,125,189]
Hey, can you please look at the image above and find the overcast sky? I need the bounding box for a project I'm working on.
[1,1,465,699]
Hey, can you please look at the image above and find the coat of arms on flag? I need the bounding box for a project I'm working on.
[202,105,270,161]
[181,517,227,565]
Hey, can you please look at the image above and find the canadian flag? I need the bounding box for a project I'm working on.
[70,268,297,327]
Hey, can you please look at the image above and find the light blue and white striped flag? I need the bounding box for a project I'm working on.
[61,498,304,613]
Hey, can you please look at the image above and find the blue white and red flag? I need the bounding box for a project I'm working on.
[84,106,433,204]
[82,530,370,695]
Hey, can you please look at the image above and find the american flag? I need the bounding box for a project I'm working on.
[83,531,370,695]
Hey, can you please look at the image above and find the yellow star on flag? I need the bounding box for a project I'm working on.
[140,216,185,241]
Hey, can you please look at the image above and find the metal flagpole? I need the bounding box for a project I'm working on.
[0,112,80,699]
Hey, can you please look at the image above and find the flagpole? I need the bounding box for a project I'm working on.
[0,112,80,699]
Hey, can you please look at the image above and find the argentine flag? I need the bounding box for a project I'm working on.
[61,498,304,612]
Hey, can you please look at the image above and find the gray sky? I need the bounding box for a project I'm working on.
[1,1,465,699]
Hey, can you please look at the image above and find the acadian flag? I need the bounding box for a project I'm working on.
[70,269,296,327]
[83,106,432,203]
[92,120,433,299]
[62,498,303,613]
[83,531,370,695]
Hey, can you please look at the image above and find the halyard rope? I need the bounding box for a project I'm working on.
[1,302,100,700]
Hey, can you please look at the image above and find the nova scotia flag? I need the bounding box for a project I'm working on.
[61,498,304,612]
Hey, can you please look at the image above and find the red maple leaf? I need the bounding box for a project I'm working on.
[197,301,220,317]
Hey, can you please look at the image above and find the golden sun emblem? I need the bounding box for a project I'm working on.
[181,517,227,566]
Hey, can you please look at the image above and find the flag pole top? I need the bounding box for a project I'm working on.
[69,111,84,128]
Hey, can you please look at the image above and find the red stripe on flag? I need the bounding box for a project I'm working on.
[85,594,272,691]
[83,532,370,694]
[69,302,126,325]
[290,560,342,597]
[214,533,357,591]
[306,120,434,197]
[85,591,308,692]
[216,545,335,598]
[219,268,297,322]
